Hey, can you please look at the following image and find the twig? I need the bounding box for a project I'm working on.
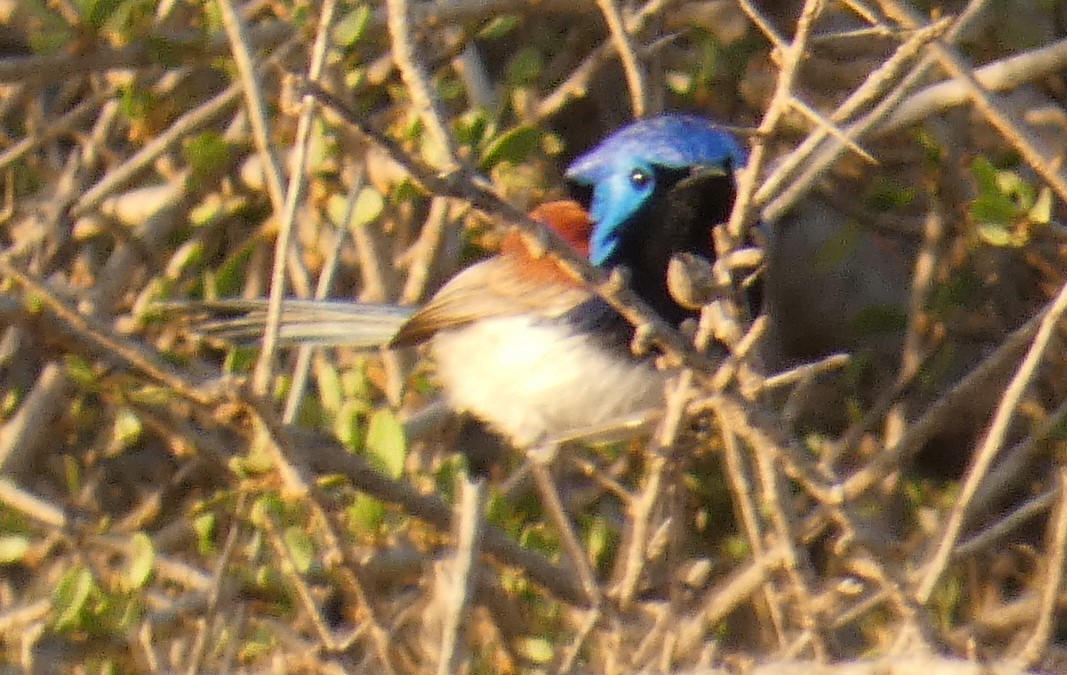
[0,255,222,407]
[728,0,824,240]
[877,36,1067,134]
[915,278,1067,603]
[385,0,461,175]
[878,0,1067,206]
[528,454,602,606]
[436,476,486,675]
[256,0,339,396]
[1014,468,1067,667]
[594,0,648,117]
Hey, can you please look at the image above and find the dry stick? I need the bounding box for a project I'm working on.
[749,421,828,660]
[0,93,104,173]
[721,426,789,648]
[727,0,824,242]
[882,204,945,450]
[0,256,221,407]
[760,0,995,225]
[1014,468,1067,668]
[969,398,1067,521]
[533,0,674,123]
[217,0,293,395]
[386,0,461,176]
[400,196,453,304]
[437,476,486,675]
[915,278,1067,603]
[259,513,344,651]
[879,0,1067,205]
[954,487,1059,561]
[755,16,953,218]
[258,0,342,399]
[529,456,602,606]
[248,405,400,670]
[878,36,1067,134]
[71,83,243,216]
[384,4,483,668]
[674,546,788,658]
[594,0,648,118]
[839,306,1042,501]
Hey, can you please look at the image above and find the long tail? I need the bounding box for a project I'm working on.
[157,299,416,348]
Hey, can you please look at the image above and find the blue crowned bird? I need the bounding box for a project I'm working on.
[178,114,748,471]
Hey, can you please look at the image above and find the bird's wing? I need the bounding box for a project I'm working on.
[390,256,590,347]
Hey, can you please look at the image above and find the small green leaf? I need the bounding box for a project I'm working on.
[506,48,543,86]
[480,126,542,171]
[82,0,124,31]
[348,493,385,532]
[193,513,216,555]
[127,532,155,589]
[365,409,407,479]
[284,527,315,574]
[478,15,520,40]
[54,567,96,630]
[1029,187,1053,224]
[516,637,554,664]
[970,156,999,192]
[111,408,143,453]
[333,5,371,47]
[0,535,30,563]
[328,188,384,230]
[334,399,364,450]
[183,132,232,181]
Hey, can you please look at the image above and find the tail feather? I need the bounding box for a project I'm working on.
[157,299,416,349]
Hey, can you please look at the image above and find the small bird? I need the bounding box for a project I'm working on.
[182,114,747,469]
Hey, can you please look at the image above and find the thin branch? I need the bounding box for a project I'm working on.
[915,278,1067,603]
[595,0,648,117]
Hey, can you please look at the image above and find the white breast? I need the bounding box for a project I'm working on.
[431,316,665,449]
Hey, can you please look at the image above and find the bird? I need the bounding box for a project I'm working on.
[178,114,748,472]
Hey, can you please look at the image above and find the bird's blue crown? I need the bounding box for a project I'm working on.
[565,114,747,265]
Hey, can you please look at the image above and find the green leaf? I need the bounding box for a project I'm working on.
[975,219,1016,247]
[127,532,155,589]
[193,513,216,555]
[54,567,96,630]
[334,399,364,450]
[111,408,143,453]
[0,535,30,563]
[328,188,384,230]
[333,5,371,47]
[1029,187,1053,224]
[365,409,407,479]
[516,637,554,664]
[284,527,315,574]
[478,15,520,40]
[82,0,124,31]
[506,48,543,86]
[348,493,385,532]
[183,132,232,182]
[480,126,541,171]
[970,156,999,192]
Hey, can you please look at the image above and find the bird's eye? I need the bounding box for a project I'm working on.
[629,168,651,189]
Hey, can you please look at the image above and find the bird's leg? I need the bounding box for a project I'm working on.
[527,441,602,606]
